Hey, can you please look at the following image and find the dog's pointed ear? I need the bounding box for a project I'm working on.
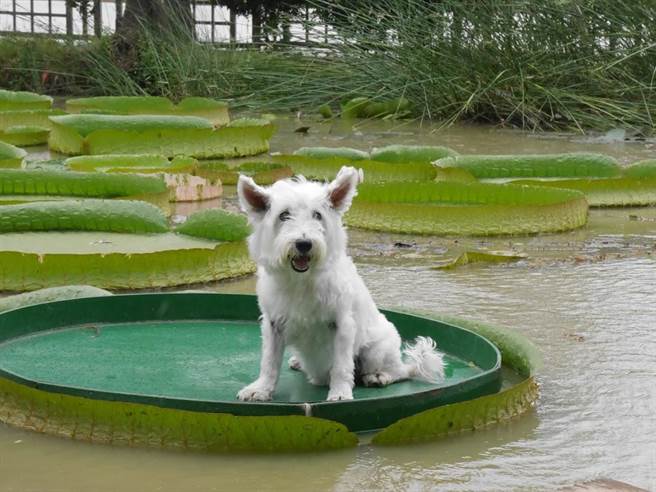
[238,174,269,216]
[327,166,363,213]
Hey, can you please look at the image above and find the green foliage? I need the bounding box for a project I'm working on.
[2,1,655,129]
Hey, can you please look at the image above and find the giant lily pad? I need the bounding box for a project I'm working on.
[0,168,169,209]
[371,144,458,163]
[510,177,656,207]
[435,153,621,178]
[623,160,656,179]
[0,109,66,146]
[0,142,27,168]
[372,313,541,445]
[0,200,168,234]
[65,154,198,174]
[49,115,274,158]
[0,232,254,291]
[66,96,230,126]
[346,181,588,235]
[293,146,370,160]
[195,161,293,185]
[273,155,436,182]
[176,208,250,241]
[0,89,52,111]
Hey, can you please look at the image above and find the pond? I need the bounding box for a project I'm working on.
[1,117,655,491]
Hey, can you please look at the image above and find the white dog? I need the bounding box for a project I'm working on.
[236,166,444,401]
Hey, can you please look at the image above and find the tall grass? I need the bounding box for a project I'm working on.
[1,0,654,131]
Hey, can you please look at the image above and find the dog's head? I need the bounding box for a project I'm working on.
[237,166,363,274]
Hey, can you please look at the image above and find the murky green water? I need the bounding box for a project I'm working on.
[1,118,655,491]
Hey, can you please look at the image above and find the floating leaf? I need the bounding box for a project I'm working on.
[0,89,52,111]
[196,161,293,185]
[371,144,457,163]
[0,377,357,453]
[432,250,527,269]
[435,153,621,178]
[0,200,168,234]
[49,115,274,158]
[347,181,588,235]
[372,313,541,445]
[510,177,656,206]
[66,96,230,126]
[0,232,254,291]
[66,154,198,174]
[177,208,250,241]
[293,146,370,160]
[0,141,27,168]
[273,155,436,182]
[623,159,656,179]
[0,109,66,146]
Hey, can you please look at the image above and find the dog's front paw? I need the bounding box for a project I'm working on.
[237,381,274,401]
[326,384,353,401]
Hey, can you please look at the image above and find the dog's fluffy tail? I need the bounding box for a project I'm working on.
[403,336,445,383]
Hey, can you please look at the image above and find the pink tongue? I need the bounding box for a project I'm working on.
[294,257,309,269]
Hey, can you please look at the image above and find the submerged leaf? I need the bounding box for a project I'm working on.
[432,250,527,269]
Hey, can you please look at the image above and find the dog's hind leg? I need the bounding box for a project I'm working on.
[237,315,285,401]
[288,355,302,371]
[359,336,411,387]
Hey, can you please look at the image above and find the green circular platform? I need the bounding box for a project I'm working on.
[0,293,501,433]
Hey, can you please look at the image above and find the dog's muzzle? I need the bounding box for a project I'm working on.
[291,240,312,273]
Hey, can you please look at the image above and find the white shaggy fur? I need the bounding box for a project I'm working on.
[236,166,445,402]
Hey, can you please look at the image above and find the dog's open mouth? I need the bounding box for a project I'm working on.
[291,255,311,272]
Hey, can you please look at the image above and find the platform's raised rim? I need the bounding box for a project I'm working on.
[0,292,502,432]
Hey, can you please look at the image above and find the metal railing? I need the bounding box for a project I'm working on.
[0,0,328,45]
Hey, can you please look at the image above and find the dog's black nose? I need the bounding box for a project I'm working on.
[295,240,312,254]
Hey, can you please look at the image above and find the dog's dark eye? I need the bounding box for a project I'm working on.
[279,210,291,221]
[313,211,322,221]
